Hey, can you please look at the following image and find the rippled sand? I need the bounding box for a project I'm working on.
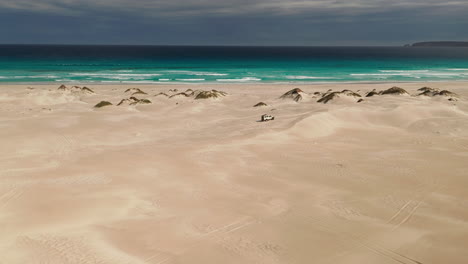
[1,82,468,263]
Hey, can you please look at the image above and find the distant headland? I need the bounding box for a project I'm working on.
[405,41,468,47]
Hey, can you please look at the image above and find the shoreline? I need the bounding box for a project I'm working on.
[2,80,468,87]
[0,79,468,86]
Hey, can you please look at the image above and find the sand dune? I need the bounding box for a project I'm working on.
[1,82,468,263]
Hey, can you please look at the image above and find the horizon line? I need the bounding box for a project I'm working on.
[0,43,409,48]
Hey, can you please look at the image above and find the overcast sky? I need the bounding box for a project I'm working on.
[0,0,467,45]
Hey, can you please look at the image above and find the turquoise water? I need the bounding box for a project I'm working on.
[1,45,468,83]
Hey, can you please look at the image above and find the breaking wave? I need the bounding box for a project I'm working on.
[285,76,336,79]
[175,79,205,81]
[216,77,261,82]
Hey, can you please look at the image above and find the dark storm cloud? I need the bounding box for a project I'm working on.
[2,0,468,17]
[0,0,467,45]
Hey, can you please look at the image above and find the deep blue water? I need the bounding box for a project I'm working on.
[1,45,468,84]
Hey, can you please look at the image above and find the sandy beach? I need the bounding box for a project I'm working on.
[1,82,468,264]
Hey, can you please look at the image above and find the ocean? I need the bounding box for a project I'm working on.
[1,45,468,84]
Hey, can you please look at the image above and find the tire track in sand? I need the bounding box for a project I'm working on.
[143,216,259,263]
[294,212,423,264]
[0,186,25,210]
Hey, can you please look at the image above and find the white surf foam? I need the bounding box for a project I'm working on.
[421,73,460,76]
[193,73,228,76]
[12,75,59,79]
[351,71,468,79]
[216,77,261,82]
[69,73,161,77]
[163,70,227,76]
[351,73,413,76]
[100,75,155,80]
[121,81,163,84]
[379,70,429,73]
[285,76,336,80]
[101,80,162,84]
[175,79,205,81]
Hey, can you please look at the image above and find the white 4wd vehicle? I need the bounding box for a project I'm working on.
[261,114,275,122]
